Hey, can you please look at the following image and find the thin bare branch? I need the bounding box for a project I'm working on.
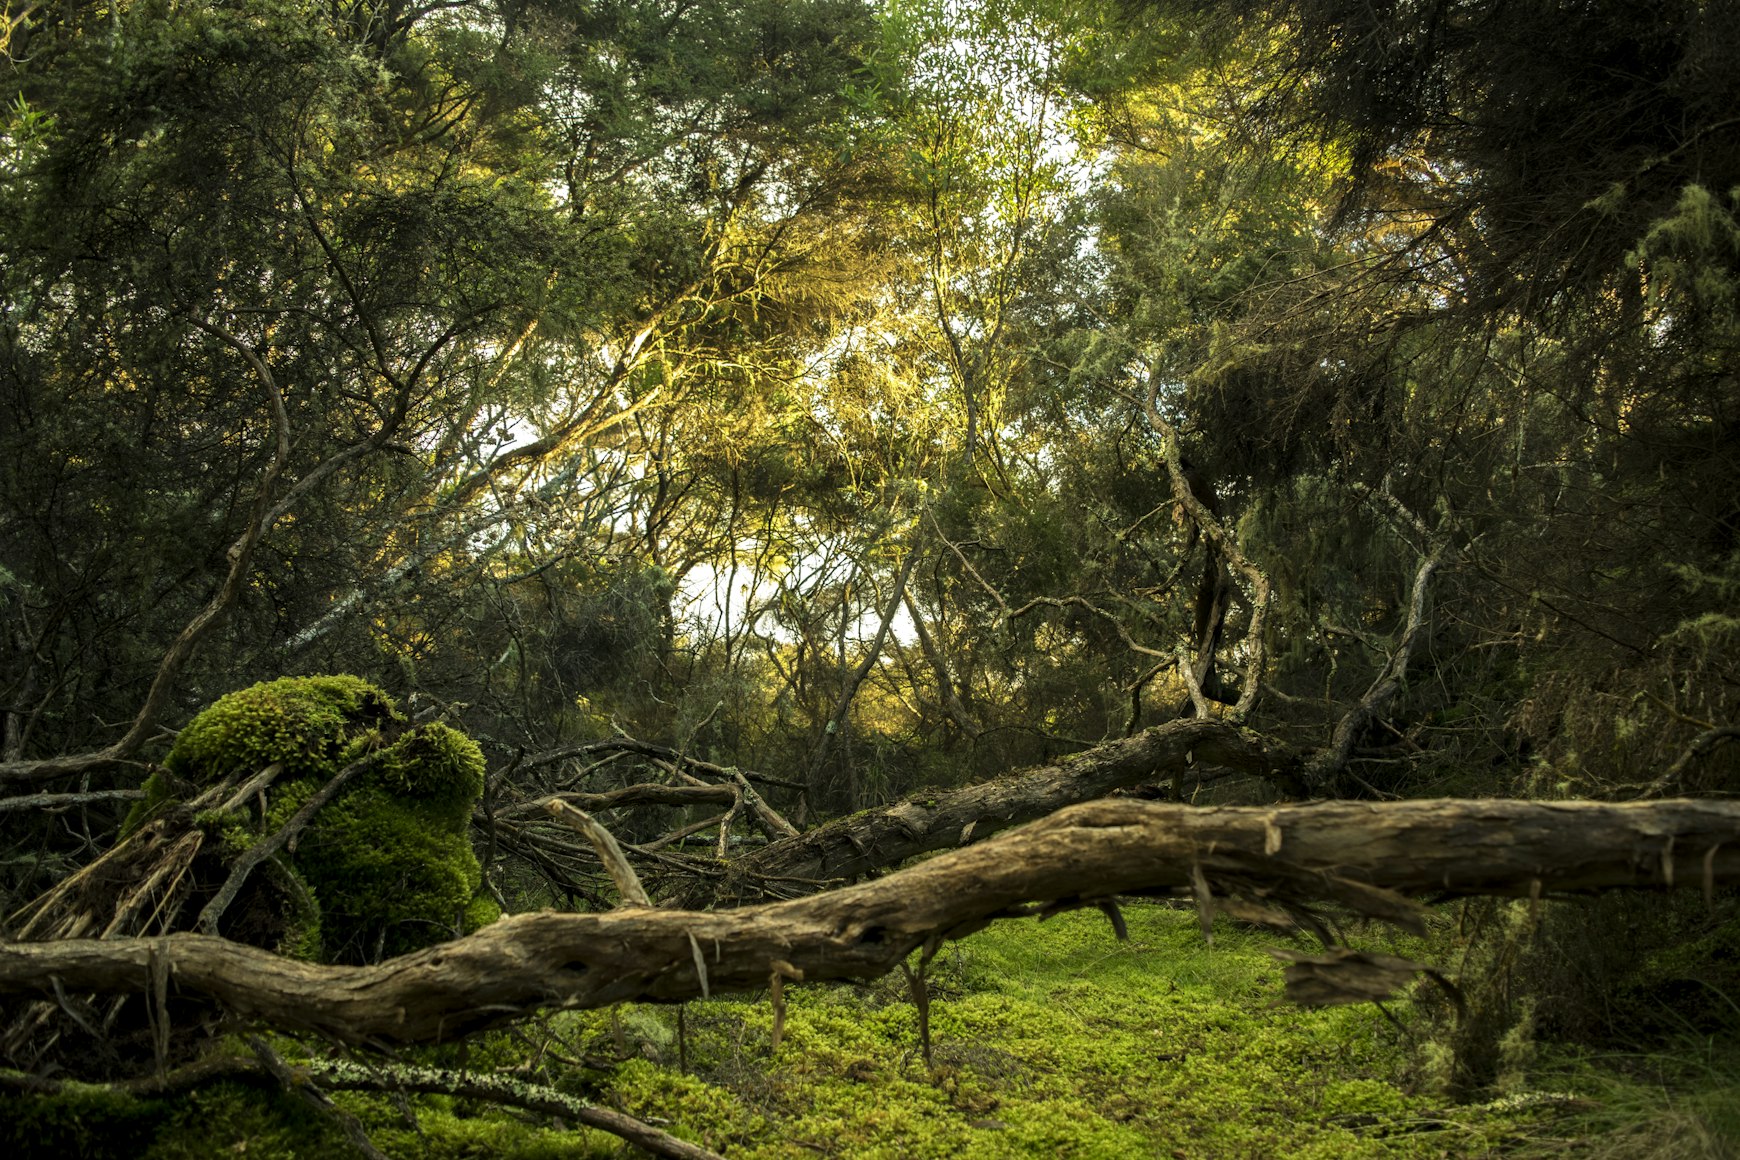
[546,802,653,907]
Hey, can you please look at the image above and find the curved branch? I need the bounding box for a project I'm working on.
[1306,553,1452,794]
[0,320,293,785]
[1140,386,1271,720]
[1643,723,1740,798]
[1304,488,1456,795]
[2,798,1737,1047]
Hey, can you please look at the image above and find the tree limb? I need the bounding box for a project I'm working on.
[6,797,1734,1048]
[1140,385,1272,719]
[1643,724,1740,798]
[0,788,146,814]
[696,716,1305,905]
[545,801,652,907]
[1304,498,1454,795]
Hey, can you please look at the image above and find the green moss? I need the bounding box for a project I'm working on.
[536,909,1565,1158]
[190,807,256,857]
[140,1080,345,1159]
[272,861,325,962]
[0,1085,167,1160]
[286,782,485,960]
[363,1106,621,1159]
[154,675,494,963]
[371,722,488,824]
[164,674,401,784]
[0,1079,355,1160]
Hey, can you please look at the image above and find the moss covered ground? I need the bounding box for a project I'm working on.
[3,903,1734,1157]
[580,906,1546,1158]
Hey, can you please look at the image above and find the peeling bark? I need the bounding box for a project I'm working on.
[3,797,1736,1050]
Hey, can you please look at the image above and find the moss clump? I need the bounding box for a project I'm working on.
[158,675,495,963]
[369,719,487,822]
[0,1084,167,1160]
[165,674,399,783]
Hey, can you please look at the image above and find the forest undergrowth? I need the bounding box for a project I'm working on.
[7,905,1734,1159]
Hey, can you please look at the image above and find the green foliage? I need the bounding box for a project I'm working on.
[266,777,487,962]
[136,1080,345,1159]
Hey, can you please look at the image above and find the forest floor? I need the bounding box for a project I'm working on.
[5,903,1736,1158]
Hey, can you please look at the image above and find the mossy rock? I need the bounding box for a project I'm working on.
[156,675,497,964]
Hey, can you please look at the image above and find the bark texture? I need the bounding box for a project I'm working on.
[3,797,1736,1048]
[695,717,1306,905]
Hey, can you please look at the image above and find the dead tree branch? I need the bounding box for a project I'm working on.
[546,801,652,906]
[694,716,1306,906]
[1140,384,1271,720]
[4,797,1735,1049]
[1305,492,1455,795]
[0,789,146,814]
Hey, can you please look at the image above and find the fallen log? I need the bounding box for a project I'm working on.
[3,797,1736,1048]
[692,716,1306,905]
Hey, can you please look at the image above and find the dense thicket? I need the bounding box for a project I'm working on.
[2,0,1737,1109]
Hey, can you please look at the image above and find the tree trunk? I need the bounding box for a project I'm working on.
[4,797,1736,1052]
